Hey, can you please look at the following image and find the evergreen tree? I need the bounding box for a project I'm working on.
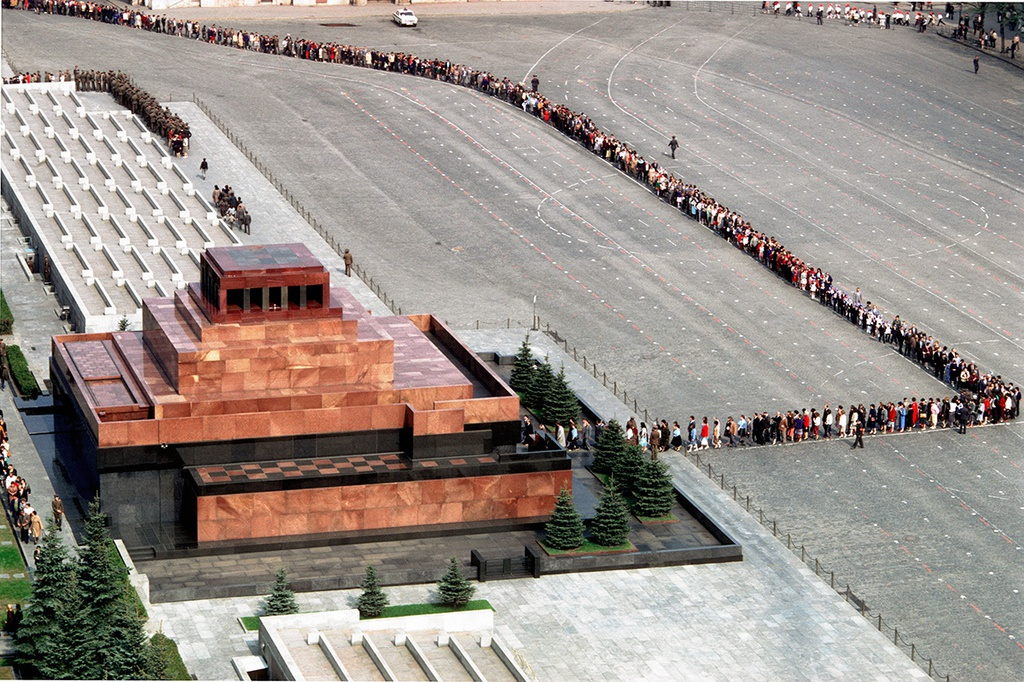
[76,497,148,680]
[547,365,581,429]
[589,477,631,548]
[543,487,585,550]
[262,567,300,616]
[590,419,626,475]
[508,333,536,397]
[50,571,90,680]
[613,444,647,495]
[145,632,170,681]
[632,457,676,519]
[436,558,475,609]
[15,516,75,678]
[356,565,389,618]
[525,358,555,423]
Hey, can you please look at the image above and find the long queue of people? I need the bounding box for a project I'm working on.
[0,410,65,557]
[601,387,1021,456]
[3,0,1019,418]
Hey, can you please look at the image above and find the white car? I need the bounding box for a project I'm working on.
[392,9,418,27]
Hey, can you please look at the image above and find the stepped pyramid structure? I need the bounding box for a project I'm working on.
[51,243,570,554]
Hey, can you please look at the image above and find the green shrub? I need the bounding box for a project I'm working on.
[0,291,12,335]
[260,568,299,616]
[543,487,585,551]
[436,558,475,609]
[5,345,39,399]
[356,565,389,618]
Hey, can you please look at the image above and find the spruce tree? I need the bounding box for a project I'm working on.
[525,358,555,424]
[590,419,626,475]
[16,516,75,678]
[547,365,581,429]
[543,487,585,550]
[356,565,389,618]
[76,497,148,679]
[51,571,90,680]
[613,444,647,495]
[589,478,631,548]
[632,457,676,519]
[262,567,300,616]
[508,334,536,398]
[436,558,475,609]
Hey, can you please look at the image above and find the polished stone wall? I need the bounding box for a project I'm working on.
[195,469,572,542]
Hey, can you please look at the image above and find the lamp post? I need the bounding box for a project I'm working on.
[532,295,538,331]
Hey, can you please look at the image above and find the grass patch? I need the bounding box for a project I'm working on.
[149,632,190,680]
[0,664,14,680]
[0,544,25,574]
[370,600,494,619]
[539,539,636,555]
[0,578,32,605]
[637,513,678,524]
[239,615,261,631]
[0,290,12,335]
[5,345,39,399]
[0,520,30,606]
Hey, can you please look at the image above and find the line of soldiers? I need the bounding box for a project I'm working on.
[74,68,191,153]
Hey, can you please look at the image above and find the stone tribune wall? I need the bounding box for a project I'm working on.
[195,469,571,542]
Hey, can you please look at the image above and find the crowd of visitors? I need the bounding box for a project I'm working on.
[1,69,72,85]
[0,410,65,561]
[5,0,1019,450]
[762,1,951,29]
[212,184,250,233]
[760,0,1021,52]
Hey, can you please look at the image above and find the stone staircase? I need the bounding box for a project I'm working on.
[246,609,528,681]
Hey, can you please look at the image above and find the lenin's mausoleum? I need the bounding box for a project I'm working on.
[49,244,569,554]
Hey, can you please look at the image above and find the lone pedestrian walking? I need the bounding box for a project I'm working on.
[343,249,353,277]
[851,422,865,449]
[668,135,679,159]
[974,55,980,73]
[52,494,64,530]
[530,74,539,92]
[199,157,208,179]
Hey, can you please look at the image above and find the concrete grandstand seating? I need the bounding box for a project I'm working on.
[69,158,89,189]
[53,131,71,162]
[4,129,19,160]
[1,82,243,332]
[37,110,54,138]
[44,156,62,187]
